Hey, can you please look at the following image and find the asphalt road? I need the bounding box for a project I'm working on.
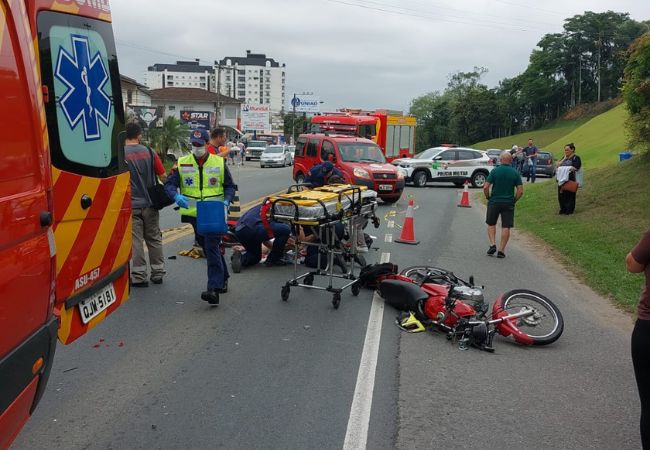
[12,167,639,449]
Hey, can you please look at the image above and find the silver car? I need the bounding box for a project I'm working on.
[393,146,494,188]
[260,145,292,168]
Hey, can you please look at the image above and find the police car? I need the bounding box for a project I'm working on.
[392,146,494,188]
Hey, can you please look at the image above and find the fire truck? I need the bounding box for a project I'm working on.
[0,1,129,447]
[310,109,417,161]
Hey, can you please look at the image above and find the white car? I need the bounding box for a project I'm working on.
[286,145,296,164]
[245,140,268,161]
[260,145,292,168]
[393,146,493,188]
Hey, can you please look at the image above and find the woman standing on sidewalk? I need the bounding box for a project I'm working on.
[627,229,650,449]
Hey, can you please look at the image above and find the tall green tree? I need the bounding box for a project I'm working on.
[623,32,650,154]
[148,116,190,159]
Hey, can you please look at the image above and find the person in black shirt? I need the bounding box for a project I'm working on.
[556,143,582,215]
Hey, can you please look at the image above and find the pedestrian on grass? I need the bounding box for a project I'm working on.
[124,122,167,287]
[556,143,582,215]
[524,138,538,183]
[164,129,236,306]
[627,228,650,449]
[483,151,523,259]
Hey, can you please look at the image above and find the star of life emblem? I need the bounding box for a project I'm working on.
[184,178,194,187]
[55,35,112,141]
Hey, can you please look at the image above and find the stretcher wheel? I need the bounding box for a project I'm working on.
[351,283,361,297]
[281,285,290,302]
[332,293,341,309]
[304,274,314,286]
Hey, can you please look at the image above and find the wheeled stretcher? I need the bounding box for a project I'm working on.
[268,184,379,309]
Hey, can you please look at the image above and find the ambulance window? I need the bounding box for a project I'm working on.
[37,12,125,178]
[386,126,396,157]
[0,5,40,199]
[399,126,411,152]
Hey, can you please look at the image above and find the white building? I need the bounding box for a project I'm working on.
[144,60,215,91]
[148,87,241,131]
[215,50,286,113]
[120,74,151,108]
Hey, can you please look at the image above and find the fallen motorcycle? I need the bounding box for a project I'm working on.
[378,266,564,352]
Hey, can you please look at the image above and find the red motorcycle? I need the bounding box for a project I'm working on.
[379,266,564,352]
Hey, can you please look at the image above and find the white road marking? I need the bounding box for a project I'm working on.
[343,254,387,450]
[384,234,393,243]
[387,220,395,229]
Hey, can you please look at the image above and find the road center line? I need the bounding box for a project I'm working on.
[384,234,392,243]
[380,252,390,263]
[343,288,386,449]
[387,220,395,229]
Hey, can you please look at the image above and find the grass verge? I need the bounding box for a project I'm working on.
[515,155,649,312]
[473,118,589,151]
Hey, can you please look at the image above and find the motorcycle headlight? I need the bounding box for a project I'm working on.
[353,167,370,179]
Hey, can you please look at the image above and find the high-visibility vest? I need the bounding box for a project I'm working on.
[177,153,225,217]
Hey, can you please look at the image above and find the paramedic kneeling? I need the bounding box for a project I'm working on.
[304,161,342,188]
[231,202,292,272]
[164,129,236,306]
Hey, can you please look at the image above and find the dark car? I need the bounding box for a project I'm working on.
[535,151,556,177]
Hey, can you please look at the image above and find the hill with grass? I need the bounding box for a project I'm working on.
[473,102,648,313]
[473,118,590,151]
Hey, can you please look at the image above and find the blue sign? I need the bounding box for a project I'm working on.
[55,35,112,142]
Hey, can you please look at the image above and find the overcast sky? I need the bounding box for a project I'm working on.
[112,0,650,112]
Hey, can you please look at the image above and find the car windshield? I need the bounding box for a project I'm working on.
[537,153,551,160]
[338,143,386,163]
[249,141,267,147]
[265,146,284,153]
[415,148,442,160]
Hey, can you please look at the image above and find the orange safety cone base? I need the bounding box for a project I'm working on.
[458,183,472,208]
[395,238,420,245]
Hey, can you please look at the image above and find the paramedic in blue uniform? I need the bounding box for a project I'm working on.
[304,161,342,187]
[165,129,236,306]
[230,201,292,272]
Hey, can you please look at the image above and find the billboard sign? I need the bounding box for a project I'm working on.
[240,104,270,132]
[180,110,213,131]
[290,95,320,114]
[126,105,165,129]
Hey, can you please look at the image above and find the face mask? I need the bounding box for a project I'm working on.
[192,146,206,158]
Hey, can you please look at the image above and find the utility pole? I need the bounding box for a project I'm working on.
[216,62,222,126]
[291,93,297,145]
[578,53,582,105]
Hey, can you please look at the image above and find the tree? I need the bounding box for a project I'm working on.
[623,32,650,154]
[282,112,309,142]
[409,91,451,151]
[148,116,190,159]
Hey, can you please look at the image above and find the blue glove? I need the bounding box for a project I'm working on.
[224,200,230,209]
[174,193,189,209]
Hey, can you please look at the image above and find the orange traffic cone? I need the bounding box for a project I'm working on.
[395,198,419,245]
[458,180,471,208]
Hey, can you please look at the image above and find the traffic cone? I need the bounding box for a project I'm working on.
[458,180,471,208]
[395,198,419,245]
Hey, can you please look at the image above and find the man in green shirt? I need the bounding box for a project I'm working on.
[483,152,524,258]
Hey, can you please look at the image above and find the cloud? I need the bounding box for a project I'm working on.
[111,0,650,112]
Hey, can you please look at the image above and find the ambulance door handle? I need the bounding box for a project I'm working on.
[39,211,53,227]
[80,195,93,210]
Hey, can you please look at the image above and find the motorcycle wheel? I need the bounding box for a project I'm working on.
[499,289,564,346]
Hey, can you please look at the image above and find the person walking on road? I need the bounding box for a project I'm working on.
[627,229,650,449]
[483,151,523,259]
[524,138,538,183]
[124,122,167,287]
[207,127,231,159]
[556,143,582,215]
[164,129,236,306]
[231,201,293,272]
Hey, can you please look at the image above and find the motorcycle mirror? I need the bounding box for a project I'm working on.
[469,275,475,286]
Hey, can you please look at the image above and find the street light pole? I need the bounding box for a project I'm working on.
[291,93,297,145]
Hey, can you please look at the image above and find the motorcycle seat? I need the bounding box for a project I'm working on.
[379,280,428,312]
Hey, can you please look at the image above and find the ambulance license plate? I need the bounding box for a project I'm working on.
[78,284,117,324]
[379,184,393,191]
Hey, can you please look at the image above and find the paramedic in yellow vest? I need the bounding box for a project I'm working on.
[165,129,236,306]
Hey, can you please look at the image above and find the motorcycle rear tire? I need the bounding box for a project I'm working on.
[498,289,564,346]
